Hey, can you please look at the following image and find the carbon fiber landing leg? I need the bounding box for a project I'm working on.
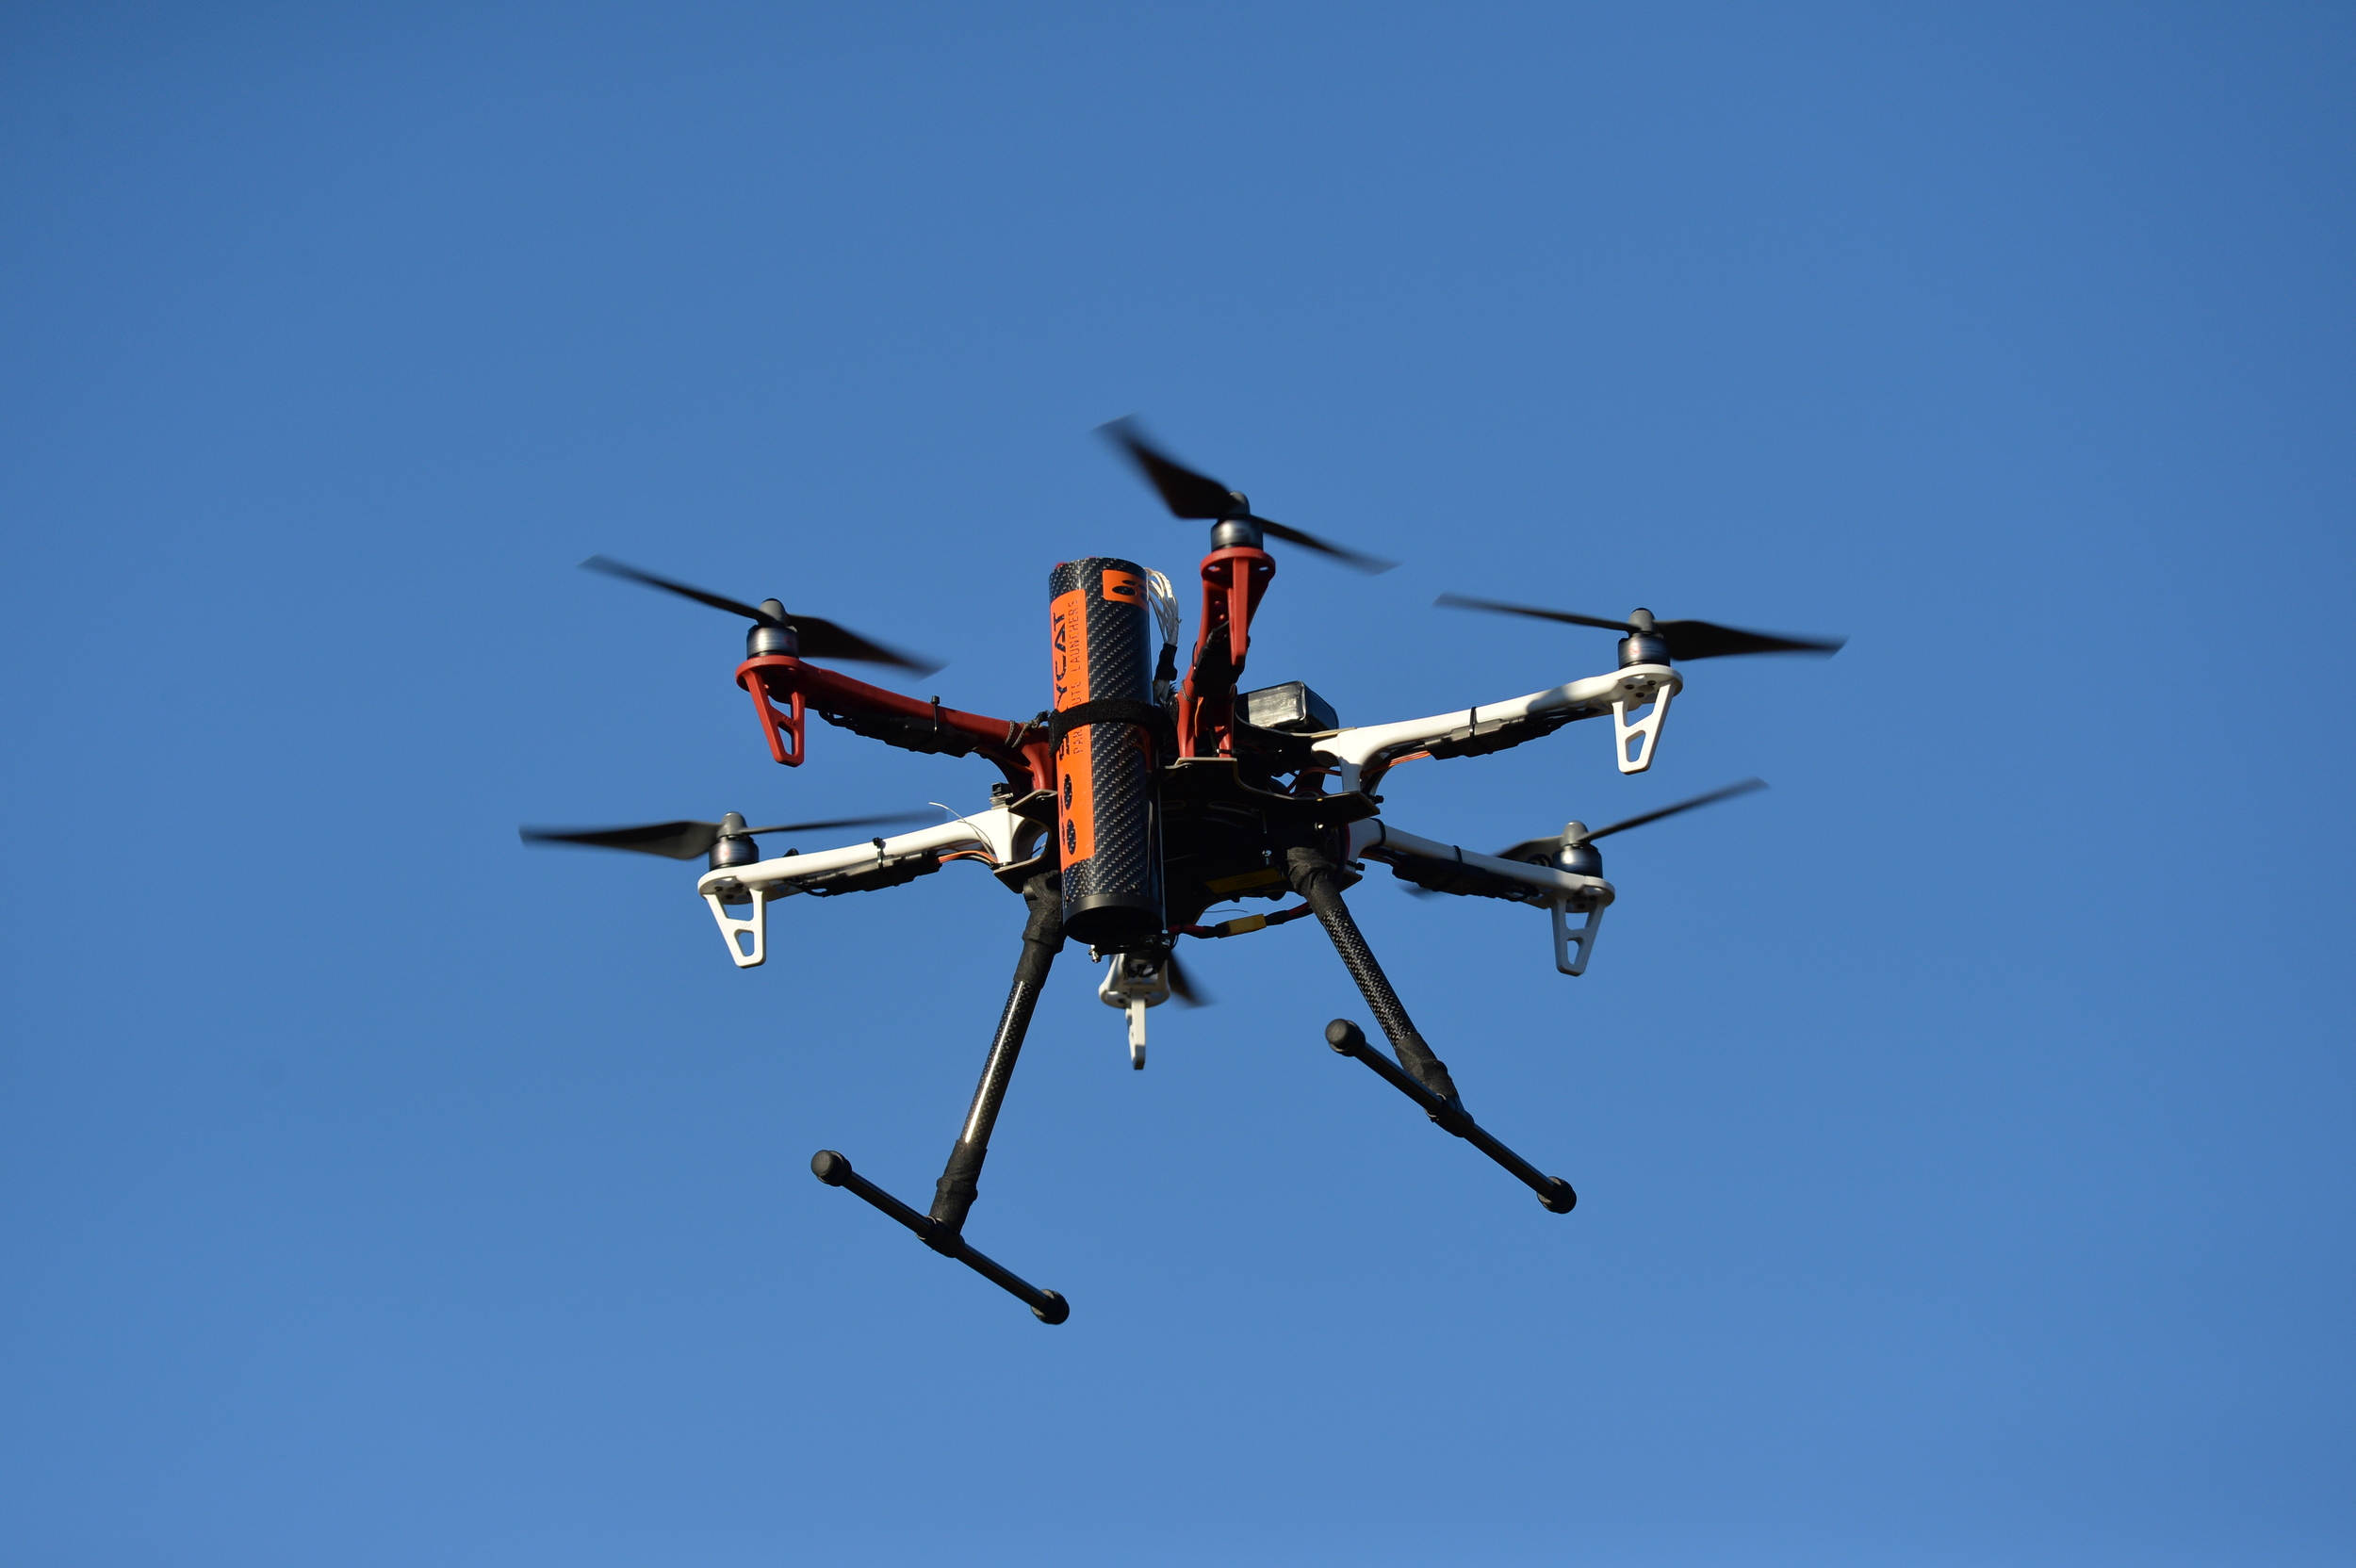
[810,873,1070,1323]
[1286,844,1576,1214]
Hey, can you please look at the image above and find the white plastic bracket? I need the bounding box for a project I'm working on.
[1552,899,1604,976]
[703,890,769,969]
[1612,670,1677,774]
[1098,951,1169,1070]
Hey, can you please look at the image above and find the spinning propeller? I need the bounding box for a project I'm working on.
[1161,948,1209,1007]
[1399,777,1769,898]
[520,809,933,862]
[1435,595,1844,661]
[1099,416,1397,574]
[1492,777,1769,867]
[583,556,942,676]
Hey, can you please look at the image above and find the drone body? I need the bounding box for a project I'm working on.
[527,422,1840,1323]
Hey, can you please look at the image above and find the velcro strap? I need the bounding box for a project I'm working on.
[1049,698,1177,760]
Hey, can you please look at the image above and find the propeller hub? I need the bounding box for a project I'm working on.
[1555,837,1603,877]
[709,812,761,872]
[746,602,800,659]
[1210,516,1263,550]
[1616,627,1672,668]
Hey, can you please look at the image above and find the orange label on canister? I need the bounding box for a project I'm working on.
[1058,727,1095,866]
[1102,568,1142,606]
[1050,589,1090,709]
[1050,586,1095,867]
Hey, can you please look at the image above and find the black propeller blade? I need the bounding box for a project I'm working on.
[1097,416,1397,574]
[519,809,935,862]
[1493,777,1769,864]
[581,556,943,676]
[1165,949,1211,1008]
[1578,776,1770,843]
[1434,593,1844,661]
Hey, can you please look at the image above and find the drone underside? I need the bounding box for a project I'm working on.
[524,420,1839,1323]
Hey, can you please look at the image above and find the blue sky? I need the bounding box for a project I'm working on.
[2,4,2350,1563]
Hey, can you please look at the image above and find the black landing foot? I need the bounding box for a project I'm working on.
[810,1151,1070,1324]
[1324,1020,1577,1214]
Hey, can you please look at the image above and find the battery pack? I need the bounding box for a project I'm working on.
[1049,557,1163,948]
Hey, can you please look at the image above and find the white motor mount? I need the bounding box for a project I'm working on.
[1611,676,1675,775]
[1552,900,1605,976]
[703,888,771,967]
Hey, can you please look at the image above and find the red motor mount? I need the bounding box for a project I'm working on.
[1176,543,1274,759]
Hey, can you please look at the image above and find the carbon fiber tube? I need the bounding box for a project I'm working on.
[810,1150,1071,1322]
[1322,1021,1576,1213]
[1049,557,1163,947]
[929,873,1063,1234]
[1284,843,1463,1103]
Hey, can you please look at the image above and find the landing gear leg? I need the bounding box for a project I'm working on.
[1284,843,1577,1214]
[810,873,1072,1323]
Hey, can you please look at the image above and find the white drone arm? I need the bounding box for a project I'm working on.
[1347,818,1614,977]
[1320,662,1680,792]
[1347,820,1612,909]
[692,806,1039,969]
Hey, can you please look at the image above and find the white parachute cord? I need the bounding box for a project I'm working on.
[1146,568,1182,711]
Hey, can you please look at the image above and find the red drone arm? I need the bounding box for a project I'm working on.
[740,539,1278,780]
[736,656,1055,792]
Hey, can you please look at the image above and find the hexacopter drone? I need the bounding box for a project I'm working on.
[524,420,1842,1323]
